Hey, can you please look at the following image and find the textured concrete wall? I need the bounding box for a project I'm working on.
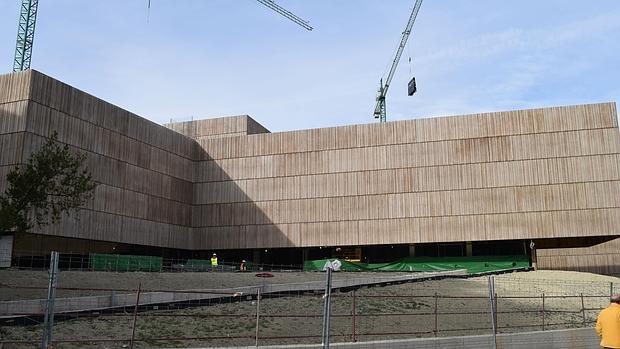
[538,237,620,275]
[165,115,269,141]
[0,70,198,249]
[2,70,620,270]
[190,102,620,250]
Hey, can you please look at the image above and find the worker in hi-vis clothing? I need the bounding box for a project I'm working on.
[210,253,218,270]
[596,294,620,348]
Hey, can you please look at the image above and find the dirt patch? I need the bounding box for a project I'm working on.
[0,269,414,301]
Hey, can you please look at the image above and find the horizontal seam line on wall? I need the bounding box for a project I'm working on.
[0,130,194,185]
[8,130,195,191]
[193,206,620,228]
[194,151,620,184]
[199,125,618,161]
[6,98,618,166]
[0,163,193,206]
[181,130,252,138]
[6,101,618,183]
[193,179,620,206]
[27,98,200,163]
[3,157,620,208]
[54,207,193,228]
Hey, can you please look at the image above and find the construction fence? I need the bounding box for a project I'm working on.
[9,251,300,273]
[0,259,618,348]
[9,252,531,275]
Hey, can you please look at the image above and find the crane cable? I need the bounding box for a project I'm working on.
[382,1,417,87]
[147,0,151,23]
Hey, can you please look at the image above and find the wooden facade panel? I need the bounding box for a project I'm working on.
[36,210,193,249]
[538,238,620,275]
[0,133,25,166]
[26,71,196,164]
[0,165,15,193]
[195,128,620,183]
[193,154,620,205]
[0,101,28,134]
[0,70,32,103]
[165,115,265,141]
[194,208,620,249]
[192,103,617,160]
[193,181,620,229]
[3,71,620,254]
[24,103,196,183]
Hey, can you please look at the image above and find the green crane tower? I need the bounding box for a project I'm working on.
[13,0,39,72]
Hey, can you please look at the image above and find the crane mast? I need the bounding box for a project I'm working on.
[374,0,423,123]
[13,0,39,71]
[255,0,313,31]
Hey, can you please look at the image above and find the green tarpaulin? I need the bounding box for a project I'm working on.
[303,255,529,274]
[89,253,162,272]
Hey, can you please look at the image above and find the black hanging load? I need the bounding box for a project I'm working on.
[408,77,417,96]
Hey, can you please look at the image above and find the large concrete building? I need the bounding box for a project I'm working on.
[1,70,619,274]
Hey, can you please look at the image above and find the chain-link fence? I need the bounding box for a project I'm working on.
[0,259,618,348]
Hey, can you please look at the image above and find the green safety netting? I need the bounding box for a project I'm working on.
[303,255,529,274]
[184,259,253,271]
[89,253,162,272]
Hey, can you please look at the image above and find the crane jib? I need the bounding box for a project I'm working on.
[384,0,423,93]
[374,0,423,123]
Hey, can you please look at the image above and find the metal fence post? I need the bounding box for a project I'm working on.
[129,283,142,349]
[611,282,614,298]
[494,292,498,332]
[487,275,497,349]
[433,292,438,337]
[351,289,357,342]
[321,267,333,349]
[580,293,586,327]
[542,293,545,331]
[255,288,261,347]
[41,251,59,349]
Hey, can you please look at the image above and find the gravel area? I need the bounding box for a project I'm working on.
[0,270,618,349]
[0,269,415,301]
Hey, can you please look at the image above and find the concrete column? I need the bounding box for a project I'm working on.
[0,235,14,268]
[408,244,415,257]
[302,248,309,264]
[530,241,538,271]
[253,249,261,265]
[466,242,473,257]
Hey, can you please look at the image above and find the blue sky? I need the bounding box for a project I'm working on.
[0,1,618,132]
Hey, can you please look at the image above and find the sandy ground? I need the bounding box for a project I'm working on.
[0,270,618,348]
[0,270,416,301]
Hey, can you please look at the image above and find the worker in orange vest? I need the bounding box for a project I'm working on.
[596,294,620,348]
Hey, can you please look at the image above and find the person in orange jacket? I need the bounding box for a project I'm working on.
[596,294,620,348]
